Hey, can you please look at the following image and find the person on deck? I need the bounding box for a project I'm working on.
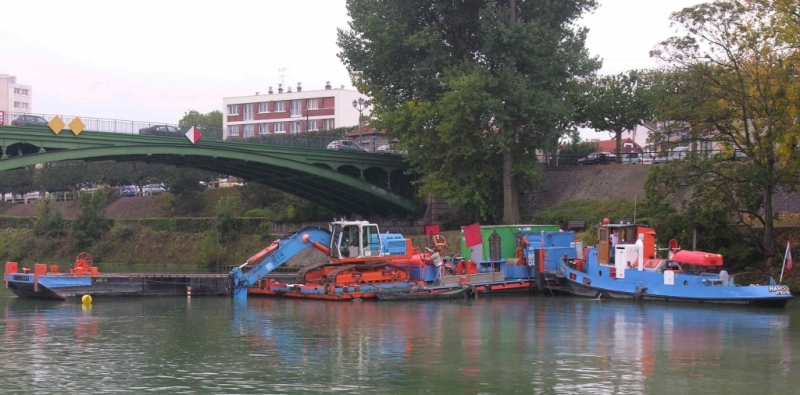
[610,229,618,263]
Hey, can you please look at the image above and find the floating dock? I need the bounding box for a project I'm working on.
[5,261,229,300]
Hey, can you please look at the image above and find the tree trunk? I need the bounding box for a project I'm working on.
[615,129,623,164]
[502,147,521,224]
[763,159,775,261]
[501,0,521,225]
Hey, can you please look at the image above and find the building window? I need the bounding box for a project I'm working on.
[307,120,319,131]
[243,104,254,120]
[258,102,269,113]
[259,123,270,134]
[243,124,255,138]
[13,102,28,110]
[323,119,335,130]
[274,122,286,133]
[13,88,28,96]
[290,100,302,117]
[290,121,302,133]
[228,105,239,115]
[228,125,240,137]
[307,98,320,110]
[274,101,285,112]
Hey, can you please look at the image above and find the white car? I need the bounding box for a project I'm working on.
[143,185,165,195]
[622,152,655,165]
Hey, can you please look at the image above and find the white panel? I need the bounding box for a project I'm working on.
[664,270,675,285]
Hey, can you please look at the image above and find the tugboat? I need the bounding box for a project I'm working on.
[557,220,792,307]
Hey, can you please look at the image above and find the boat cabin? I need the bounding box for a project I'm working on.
[597,223,656,266]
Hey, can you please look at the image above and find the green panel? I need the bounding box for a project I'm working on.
[459,224,561,261]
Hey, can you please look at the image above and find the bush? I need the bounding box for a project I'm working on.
[73,190,110,250]
[33,199,65,237]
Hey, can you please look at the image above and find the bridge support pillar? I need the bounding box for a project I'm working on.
[1,147,6,159]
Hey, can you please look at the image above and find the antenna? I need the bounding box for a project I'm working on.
[278,68,288,88]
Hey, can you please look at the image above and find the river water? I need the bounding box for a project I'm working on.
[1,289,798,394]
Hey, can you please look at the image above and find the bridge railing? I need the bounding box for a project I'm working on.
[2,111,179,134]
[0,112,354,149]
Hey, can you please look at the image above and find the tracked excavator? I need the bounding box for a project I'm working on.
[228,220,424,301]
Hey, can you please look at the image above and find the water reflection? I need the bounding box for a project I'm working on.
[1,294,797,394]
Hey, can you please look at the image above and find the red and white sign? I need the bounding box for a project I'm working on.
[185,126,202,144]
[0,111,4,125]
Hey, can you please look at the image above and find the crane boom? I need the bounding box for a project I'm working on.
[229,226,332,301]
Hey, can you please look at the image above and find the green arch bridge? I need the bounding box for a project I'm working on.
[0,126,422,216]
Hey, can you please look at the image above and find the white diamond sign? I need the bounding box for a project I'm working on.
[185,126,202,144]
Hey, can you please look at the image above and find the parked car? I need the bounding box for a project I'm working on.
[654,146,690,164]
[139,125,183,137]
[621,152,654,165]
[376,144,393,153]
[577,152,617,165]
[326,140,367,152]
[142,184,165,195]
[12,115,49,128]
[120,186,137,197]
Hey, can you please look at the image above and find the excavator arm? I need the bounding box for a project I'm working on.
[229,226,332,301]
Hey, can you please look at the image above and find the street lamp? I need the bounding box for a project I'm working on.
[352,98,367,150]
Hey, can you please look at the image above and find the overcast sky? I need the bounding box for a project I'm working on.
[1,0,702,139]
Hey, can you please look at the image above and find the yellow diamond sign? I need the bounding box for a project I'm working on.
[48,116,65,134]
[69,117,85,136]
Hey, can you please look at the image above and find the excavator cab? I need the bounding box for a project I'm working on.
[329,220,382,259]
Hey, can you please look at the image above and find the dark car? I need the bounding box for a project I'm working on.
[12,115,49,128]
[120,186,137,197]
[139,125,183,137]
[577,152,617,165]
[326,140,367,152]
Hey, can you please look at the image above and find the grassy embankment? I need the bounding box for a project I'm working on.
[0,187,463,270]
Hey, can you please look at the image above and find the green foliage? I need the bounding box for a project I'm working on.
[199,231,226,266]
[581,70,652,161]
[161,167,214,215]
[532,199,638,230]
[215,195,242,241]
[179,110,224,141]
[0,217,36,229]
[0,167,35,200]
[650,0,800,260]
[338,0,600,223]
[33,199,65,237]
[72,190,110,250]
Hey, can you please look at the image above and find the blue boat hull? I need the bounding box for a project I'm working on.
[558,248,792,307]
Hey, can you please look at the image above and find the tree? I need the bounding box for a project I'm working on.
[179,110,223,141]
[72,190,110,249]
[650,0,800,263]
[0,167,35,203]
[582,71,652,163]
[337,0,599,223]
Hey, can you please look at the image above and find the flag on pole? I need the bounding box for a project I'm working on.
[786,242,793,271]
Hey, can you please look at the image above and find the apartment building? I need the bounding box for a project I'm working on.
[222,82,369,140]
[0,74,33,125]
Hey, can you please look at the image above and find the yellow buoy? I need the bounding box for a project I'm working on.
[81,294,92,304]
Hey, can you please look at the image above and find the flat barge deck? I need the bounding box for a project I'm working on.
[5,269,231,300]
